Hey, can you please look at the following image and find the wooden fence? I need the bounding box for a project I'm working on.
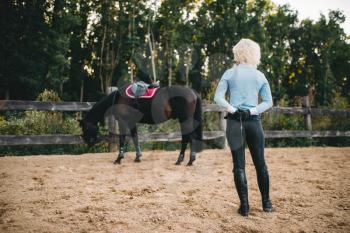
[0,100,349,147]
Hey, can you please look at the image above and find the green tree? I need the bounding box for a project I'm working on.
[0,0,51,99]
[63,0,91,101]
[193,0,251,95]
[264,3,298,102]
[287,10,349,106]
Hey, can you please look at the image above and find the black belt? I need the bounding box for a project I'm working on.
[224,109,258,121]
[225,112,242,121]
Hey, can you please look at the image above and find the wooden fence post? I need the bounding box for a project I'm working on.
[302,96,312,131]
[106,86,118,152]
[218,111,227,149]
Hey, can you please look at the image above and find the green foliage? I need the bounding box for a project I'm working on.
[0,90,80,135]
[262,113,304,131]
[0,90,97,155]
[1,0,349,105]
[307,91,350,132]
[0,111,71,135]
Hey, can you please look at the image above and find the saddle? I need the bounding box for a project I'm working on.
[125,81,159,99]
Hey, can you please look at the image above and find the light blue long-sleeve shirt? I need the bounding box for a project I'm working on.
[214,64,273,114]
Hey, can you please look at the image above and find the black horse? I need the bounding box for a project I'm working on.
[80,84,203,166]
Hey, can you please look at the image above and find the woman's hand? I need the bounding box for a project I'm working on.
[226,106,237,114]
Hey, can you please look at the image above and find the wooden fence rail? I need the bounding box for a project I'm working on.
[1,100,350,116]
[0,100,349,146]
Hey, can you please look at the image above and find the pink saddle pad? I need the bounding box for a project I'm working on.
[125,85,158,99]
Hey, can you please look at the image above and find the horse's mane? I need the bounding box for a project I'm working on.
[85,90,119,123]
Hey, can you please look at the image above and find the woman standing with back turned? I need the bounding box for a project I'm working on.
[214,38,273,217]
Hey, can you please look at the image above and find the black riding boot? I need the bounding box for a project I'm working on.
[234,168,249,217]
[257,166,273,212]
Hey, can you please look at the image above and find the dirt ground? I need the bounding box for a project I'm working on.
[0,147,349,233]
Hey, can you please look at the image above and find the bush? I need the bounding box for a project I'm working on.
[0,90,108,156]
[0,90,81,135]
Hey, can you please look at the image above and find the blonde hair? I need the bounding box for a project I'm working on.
[232,38,261,68]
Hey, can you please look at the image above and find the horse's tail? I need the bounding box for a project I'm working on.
[193,93,203,152]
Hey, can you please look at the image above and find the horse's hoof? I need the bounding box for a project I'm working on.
[113,160,121,164]
[175,154,184,165]
[186,156,195,166]
[113,157,123,164]
[134,157,141,163]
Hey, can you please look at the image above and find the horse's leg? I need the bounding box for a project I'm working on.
[177,118,195,166]
[175,140,188,165]
[130,127,142,163]
[113,122,127,164]
[187,118,197,166]
[187,140,197,166]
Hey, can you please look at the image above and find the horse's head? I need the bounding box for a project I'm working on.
[79,119,99,147]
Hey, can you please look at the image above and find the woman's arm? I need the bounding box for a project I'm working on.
[214,71,237,113]
[254,81,273,114]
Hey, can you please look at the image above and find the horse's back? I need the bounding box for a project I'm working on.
[115,84,199,124]
[165,85,198,102]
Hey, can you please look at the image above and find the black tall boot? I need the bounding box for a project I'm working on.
[257,166,273,212]
[234,168,249,217]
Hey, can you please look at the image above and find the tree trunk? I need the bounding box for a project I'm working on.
[99,25,107,93]
[129,59,134,82]
[168,56,172,86]
[148,23,157,82]
[80,79,84,102]
[128,7,135,82]
[185,50,192,86]
[166,40,172,86]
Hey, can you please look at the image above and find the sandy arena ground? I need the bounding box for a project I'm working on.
[0,147,349,233]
